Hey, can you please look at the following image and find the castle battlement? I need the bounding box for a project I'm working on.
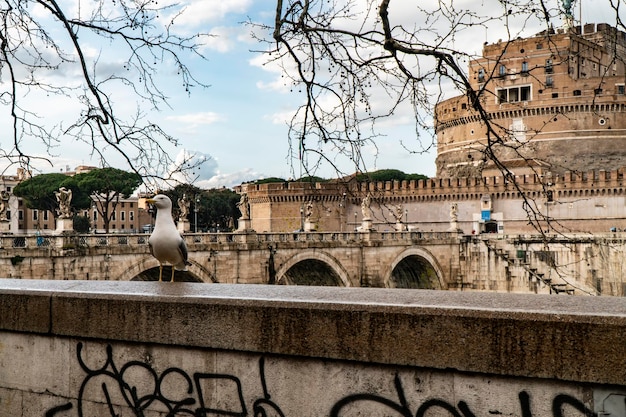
[238,167,626,205]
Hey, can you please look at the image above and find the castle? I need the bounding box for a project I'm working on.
[237,23,626,235]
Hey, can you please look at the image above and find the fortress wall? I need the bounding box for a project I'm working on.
[1,280,625,416]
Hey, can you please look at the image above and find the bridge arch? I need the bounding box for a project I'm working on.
[384,247,444,289]
[275,250,351,287]
[120,256,216,283]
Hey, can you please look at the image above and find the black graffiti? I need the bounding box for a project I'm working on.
[44,343,602,417]
[45,342,284,417]
[330,374,598,417]
[45,402,73,417]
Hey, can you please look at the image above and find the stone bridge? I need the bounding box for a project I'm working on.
[3,231,626,295]
[1,231,460,288]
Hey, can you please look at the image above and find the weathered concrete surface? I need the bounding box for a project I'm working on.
[1,279,626,416]
[2,279,626,383]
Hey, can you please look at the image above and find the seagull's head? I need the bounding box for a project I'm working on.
[146,194,172,210]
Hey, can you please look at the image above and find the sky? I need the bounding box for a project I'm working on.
[3,0,618,189]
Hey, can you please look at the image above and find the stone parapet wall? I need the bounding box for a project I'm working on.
[239,167,626,201]
[1,280,626,416]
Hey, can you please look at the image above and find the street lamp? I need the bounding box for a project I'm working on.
[405,208,408,230]
[340,192,346,232]
[194,196,200,233]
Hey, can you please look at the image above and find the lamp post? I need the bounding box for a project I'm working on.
[405,208,408,230]
[340,192,346,232]
[300,206,304,232]
[194,196,200,233]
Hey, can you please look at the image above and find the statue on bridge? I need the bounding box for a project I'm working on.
[0,191,10,222]
[361,194,372,221]
[448,202,462,233]
[394,204,405,231]
[236,192,254,233]
[359,194,374,231]
[237,193,250,219]
[54,187,72,219]
[178,193,190,222]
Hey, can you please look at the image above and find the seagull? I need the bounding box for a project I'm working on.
[146,194,189,282]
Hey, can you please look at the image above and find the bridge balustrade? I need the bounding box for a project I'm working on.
[0,230,464,252]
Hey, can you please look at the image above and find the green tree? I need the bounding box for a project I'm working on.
[13,173,91,217]
[204,188,240,232]
[162,184,203,229]
[355,170,428,182]
[75,168,142,233]
[73,214,91,233]
[164,185,240,232]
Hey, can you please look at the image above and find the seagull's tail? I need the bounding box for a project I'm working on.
[174,260,190,271]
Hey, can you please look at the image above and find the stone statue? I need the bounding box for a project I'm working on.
[562,0,573,15]
[0,191,9,222]
[305,201,313,221]
[450,203,458,223]
[237,193,250,219]
[54,187,72,219]
[178,193,190,221]
[394,204,404,223]
[361,194,372,220]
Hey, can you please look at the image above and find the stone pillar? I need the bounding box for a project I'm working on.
[360,218,373,231]
[237,218,253,233]
[304,219,316,232]
[177,220,190,233]
[55,218,74,234]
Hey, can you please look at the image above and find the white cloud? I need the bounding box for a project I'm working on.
[197,168,262,189]
[166,112,224,135]
[199,26,241,53]
[168,149,219,185]
[166,112,223,125]
[165,0,253,28]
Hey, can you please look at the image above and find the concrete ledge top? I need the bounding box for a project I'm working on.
[2,279,626,385]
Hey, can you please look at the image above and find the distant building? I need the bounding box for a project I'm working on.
[0,167,150,234]
[436,23,626,178]
[237,23,626,235]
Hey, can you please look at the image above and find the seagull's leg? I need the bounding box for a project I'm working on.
[171,267,175,282]
[158,264,163,282]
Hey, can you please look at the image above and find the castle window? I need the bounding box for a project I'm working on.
[545,76,553,87]
[545,59,553,73]
[499,65,506,77]
[478,68,485,82]
[617,84,625,95]
[497,85,531,103]
[521,61,529,74]
[573,89,582,96]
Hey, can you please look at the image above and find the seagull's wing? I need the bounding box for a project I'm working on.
[178,236,189,264]
[149,240,155,257]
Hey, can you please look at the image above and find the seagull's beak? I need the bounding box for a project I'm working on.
[146,198,155,204]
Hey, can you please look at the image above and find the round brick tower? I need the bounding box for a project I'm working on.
[435,23,626,178]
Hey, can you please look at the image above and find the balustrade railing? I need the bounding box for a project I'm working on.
[2,231,624,250]
[0,230,465,250]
